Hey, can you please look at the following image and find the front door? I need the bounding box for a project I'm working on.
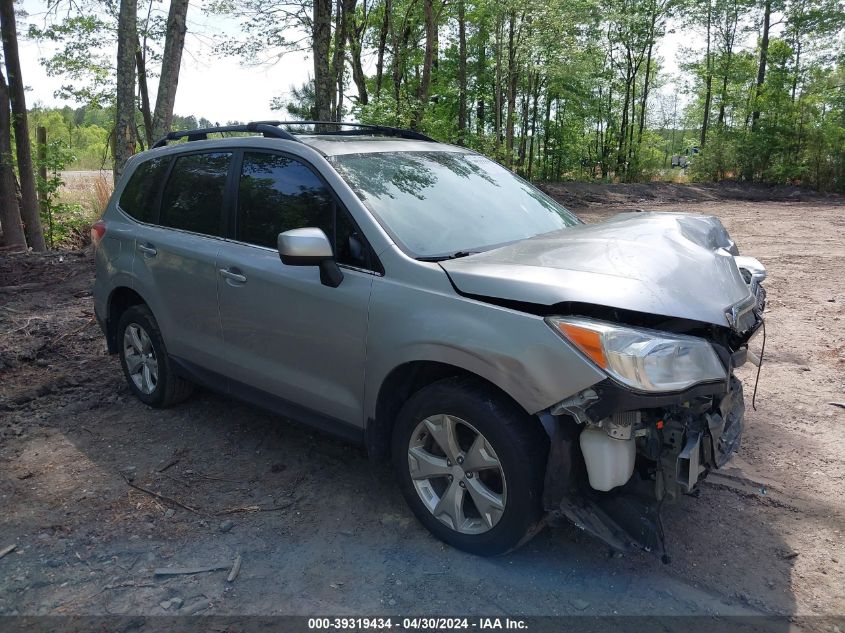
[216,150,377,428]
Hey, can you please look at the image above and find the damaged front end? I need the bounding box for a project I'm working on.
[541,291,765,560]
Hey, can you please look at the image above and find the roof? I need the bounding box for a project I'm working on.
[149,121,471,157]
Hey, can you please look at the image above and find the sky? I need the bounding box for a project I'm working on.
[17,0,718,125]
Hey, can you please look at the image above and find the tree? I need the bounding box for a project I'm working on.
[0,0,45,251]
[114,0,137,179]
[0,65,25,250]
[25,0,845,193]
[457,0,467,143]
[151,0,189,141]
[314,0,333,121]
[30,0,193,161]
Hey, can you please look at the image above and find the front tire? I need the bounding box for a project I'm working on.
[392,377,548,555]
[117,305,193,408]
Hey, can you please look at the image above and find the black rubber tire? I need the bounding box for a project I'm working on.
[117,305,193,408]
[392,376,549,556]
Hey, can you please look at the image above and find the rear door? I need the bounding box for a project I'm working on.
[215,150,377,428]
[131,150,233,375]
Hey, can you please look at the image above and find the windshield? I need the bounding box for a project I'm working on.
[329,151,580,258]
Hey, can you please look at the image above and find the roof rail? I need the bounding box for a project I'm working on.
[152,121,299,148]
[274,121,437,142]
[152,120,436,149]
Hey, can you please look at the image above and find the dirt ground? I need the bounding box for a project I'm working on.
[0,183,843,624]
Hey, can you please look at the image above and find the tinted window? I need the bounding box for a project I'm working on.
[160,152,232,236]
[330,151,580,258]
[236,152,373,269]
[237,152,334,248]
[118,157,169,222]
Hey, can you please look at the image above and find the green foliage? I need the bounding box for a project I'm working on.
[34,139,89,248]
[24,0,845,192]
[29,106,111,170]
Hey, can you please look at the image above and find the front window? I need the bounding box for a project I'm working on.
[329,151,580,259]
[235,151,375,270]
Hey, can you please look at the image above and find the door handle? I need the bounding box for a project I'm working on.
[219,268,247,284]
[137,243,157,257]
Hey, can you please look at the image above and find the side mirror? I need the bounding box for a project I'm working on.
[277,227,343,288]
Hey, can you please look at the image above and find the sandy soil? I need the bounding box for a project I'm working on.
[0,184,843,622]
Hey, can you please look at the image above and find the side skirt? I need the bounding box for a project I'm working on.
[169,355,365,445]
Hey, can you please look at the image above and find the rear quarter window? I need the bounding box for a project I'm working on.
[118,157,170,223]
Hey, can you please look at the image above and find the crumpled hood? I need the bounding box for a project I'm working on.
[440,212,753,328]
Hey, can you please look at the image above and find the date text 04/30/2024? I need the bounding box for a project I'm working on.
[307,617,528,630]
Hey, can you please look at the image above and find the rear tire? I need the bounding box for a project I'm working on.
[117,305,193,408]
[392,376,548,555]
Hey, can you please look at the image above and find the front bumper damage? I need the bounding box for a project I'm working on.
[542,330,759,560]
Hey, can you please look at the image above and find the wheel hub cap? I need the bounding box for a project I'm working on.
[407,414,507,535]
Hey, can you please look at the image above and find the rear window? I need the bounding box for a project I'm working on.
[118,157,169,223]
[160,152,232,236]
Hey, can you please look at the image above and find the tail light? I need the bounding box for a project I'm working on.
[91,220,106,247]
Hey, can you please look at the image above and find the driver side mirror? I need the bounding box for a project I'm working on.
[277,227,344,288]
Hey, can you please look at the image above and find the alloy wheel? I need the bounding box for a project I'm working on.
[123,323,158,395]
[407,414,507,534]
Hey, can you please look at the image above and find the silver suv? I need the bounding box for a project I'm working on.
[93,121,767,557]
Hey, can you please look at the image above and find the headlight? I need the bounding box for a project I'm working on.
[546,316,726,392]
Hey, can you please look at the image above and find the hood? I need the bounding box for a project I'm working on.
[440,212,753,329]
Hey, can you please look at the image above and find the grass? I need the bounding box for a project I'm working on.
[49,171,114,249]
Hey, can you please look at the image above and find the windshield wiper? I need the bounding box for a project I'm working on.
[417,250,478,262]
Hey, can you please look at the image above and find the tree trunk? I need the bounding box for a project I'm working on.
[135,37,153,147]
[700,0,713,147]
[504,11,519,167]
[374,0,391,99]
[411,0,437,130]
[313,0,333,122]
[475,21,486,138]
[751,0,771,130]
[517,71,531,170]
[791,38,801,104]
[330,0,348,120]
[616,49,633,178]
[457,0,467,144]
[347,0,368,106]
[493,13,503,153]
[527,72,540,180]
[114,0,137,181]
[0,0,45,251]
[542,91,552,179]
[636,10,657,156]
[0,66,25,250]
[151,0,189,140]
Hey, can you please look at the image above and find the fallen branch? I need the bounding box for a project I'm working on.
[154,563,230,576]
[157,456,181,472]
[192,471,247,483]
[214,498,295,516]
[0,544,16,559]
[121,475,201,515]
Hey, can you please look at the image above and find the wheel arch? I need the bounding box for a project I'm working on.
[105,286,149,353]
[366,360,542,463]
